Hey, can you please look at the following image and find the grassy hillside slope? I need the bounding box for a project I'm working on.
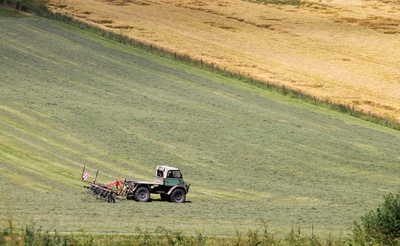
[47,0,400,123]
[1,14,400,236]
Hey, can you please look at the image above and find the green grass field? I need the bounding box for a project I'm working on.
[1,10,400,238]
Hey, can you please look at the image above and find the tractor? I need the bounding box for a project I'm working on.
[124,165,190,203]
[82,165,190,203]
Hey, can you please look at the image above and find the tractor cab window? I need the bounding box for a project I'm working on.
[167,170,182,178]
[157,170,163,177]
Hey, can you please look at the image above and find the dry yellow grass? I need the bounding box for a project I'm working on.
[48,0,400,122]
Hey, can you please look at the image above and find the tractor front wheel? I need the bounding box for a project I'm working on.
[134,186,150,202]
[170,188,186,203]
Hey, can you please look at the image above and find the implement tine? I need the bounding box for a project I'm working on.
[93,170,99,184]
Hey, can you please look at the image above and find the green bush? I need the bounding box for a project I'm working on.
[354,191,400,245]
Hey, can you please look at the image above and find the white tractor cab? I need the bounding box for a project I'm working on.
[155,165,183,184]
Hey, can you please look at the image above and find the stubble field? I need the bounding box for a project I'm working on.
[47,0,400,123]
[1,10,400,238]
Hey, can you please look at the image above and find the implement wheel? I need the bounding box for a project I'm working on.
[108,195,115,203]
[170,188,186,203]
[134,186,150,202]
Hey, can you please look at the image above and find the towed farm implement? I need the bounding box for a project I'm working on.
[82,166,190,203]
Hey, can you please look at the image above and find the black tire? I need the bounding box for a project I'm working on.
[170,188,186,203]
[108,196,115,203]
[134,186,150,202]
[160,193,170,201]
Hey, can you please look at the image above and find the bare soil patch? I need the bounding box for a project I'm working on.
[48,0,400,122]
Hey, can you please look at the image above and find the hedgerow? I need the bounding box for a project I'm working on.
[1,0,49,15]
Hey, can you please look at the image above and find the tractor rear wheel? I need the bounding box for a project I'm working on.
[134,186,150,202]
[170,188,186,203]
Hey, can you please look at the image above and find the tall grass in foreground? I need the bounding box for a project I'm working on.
[1,219,353,246]
[7,190,400,246]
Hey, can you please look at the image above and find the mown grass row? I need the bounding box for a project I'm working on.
[47,9,400,131]
[1,0,399,130]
